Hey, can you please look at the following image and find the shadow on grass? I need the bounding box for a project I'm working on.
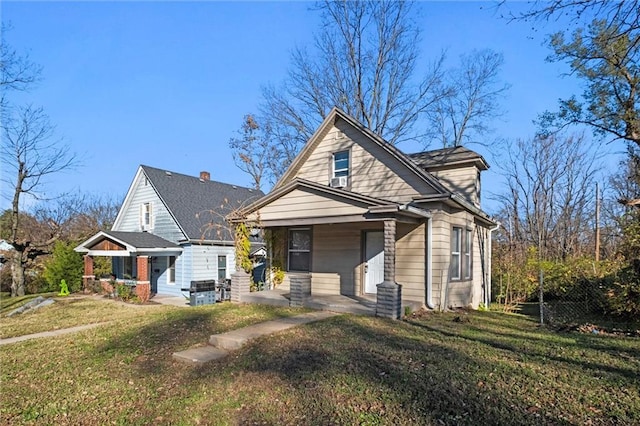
[0,292,57,313]
[93,303,305,378]
[189,315,562,426]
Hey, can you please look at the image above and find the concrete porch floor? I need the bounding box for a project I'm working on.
[241,288,425,316]
[243,288,377,315]
[152,288,424,316]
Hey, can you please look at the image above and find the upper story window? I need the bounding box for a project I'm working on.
[140,202,152,231]
[333,150,349,178]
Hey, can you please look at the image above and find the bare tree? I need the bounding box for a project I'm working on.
[498,133,600,261]
[65,194,122,242]
[0,25,41,105]
[425,49,509,148]
[1,105,78,296]
[231,1,509,186]
[249,0,448,183]
[229,114,269,190]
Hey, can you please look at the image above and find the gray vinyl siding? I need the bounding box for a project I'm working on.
[311,223,380,296]
[113,172,185,243]
[395,223,426,303]
[428,209,484,309]
[293,118,439,203]
[430,166,480,207]
[156,252,187,297]
[258,189,369,222]
[154,245,236,297]
[190,244,236,282]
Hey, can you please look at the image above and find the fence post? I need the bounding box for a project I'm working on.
[539,269,544,325]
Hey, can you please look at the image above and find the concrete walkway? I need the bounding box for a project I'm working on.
[172,311,338,365]
[0,322,109,346]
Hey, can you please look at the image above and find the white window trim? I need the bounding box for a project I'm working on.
[332,150,349,178]
[464,229,472,280]
[451,227,462,280]
[168,256,176,284]
[218,255,227,281]
[140,202,153,231]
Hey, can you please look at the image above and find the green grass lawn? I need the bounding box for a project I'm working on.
[1,296,638,425]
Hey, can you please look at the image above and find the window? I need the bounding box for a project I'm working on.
[464,229,472,279]
[217,255,227,281]
[140,202,152,230]
[451,227,472,281]
[288,228,311,272]
[333,150,349,177]
[451,227,461,280]
[121,257,136,280]
[168,256,176,284]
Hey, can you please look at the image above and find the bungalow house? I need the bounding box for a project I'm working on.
[75,165,263,297]
[234,107,498,318]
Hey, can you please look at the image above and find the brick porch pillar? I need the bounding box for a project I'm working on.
[376,220,402,319]
[135,256,151,303]
[82,255,95,292]
[136,256,149,283]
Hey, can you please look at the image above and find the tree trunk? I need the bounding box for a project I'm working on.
[10,251,26,297]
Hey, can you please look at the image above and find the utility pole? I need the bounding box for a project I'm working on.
[595,183,600,261]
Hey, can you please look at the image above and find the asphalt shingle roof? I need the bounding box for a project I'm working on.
[103,230,179,249]
[407,146,488,171]
[141,165,264,241]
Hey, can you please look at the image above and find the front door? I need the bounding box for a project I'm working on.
[364,231,384,294]
[150,257,160,294]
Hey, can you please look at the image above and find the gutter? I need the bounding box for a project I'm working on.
[486,222,501,307]
[426,216,435,309]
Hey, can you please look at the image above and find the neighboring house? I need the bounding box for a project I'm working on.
[75,166,263,296]
[236,107,498,312]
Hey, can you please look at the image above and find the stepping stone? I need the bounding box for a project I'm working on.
[172,346,229,364]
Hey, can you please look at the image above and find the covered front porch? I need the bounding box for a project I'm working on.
[235,179,433,319]
[74,230,182,296]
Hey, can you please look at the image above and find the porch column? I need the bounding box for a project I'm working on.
[376,219,402,319]
[289,273,311,307]
[82,255,95,292]
[230,270,251,303]
[135,256,151,303]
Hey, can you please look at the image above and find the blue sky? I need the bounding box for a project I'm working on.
[1,1,617,214]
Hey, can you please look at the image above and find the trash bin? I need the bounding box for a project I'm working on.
[187,280,216,306]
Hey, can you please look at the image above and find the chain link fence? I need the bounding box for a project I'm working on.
[541,279,608,327]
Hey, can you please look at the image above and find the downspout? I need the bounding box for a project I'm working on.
[486,222,501,307]
[426,216,435,309]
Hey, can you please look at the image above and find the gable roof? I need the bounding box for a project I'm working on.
[102,230,179,249]
[275,107,450,195]
[113,165,264,242]
[259,107,495,224]
[242,177,397,216]
[74,230,181,254]
[141,165,264,241]
[407,146,489,171]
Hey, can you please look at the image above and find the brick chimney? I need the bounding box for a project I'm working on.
[199,171,210,181]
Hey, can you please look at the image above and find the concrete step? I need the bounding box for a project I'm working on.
[172,345,229,364]
[209,311,338,350]
[175,311,338,365]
